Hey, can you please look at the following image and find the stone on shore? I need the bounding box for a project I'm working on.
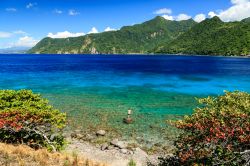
[120,149,128,154]
[110,139,127,149]
[96,130,106,136]
[101,143,109,151]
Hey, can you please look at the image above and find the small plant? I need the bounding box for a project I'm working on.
[128,159,136,166]
[0,90,66,151]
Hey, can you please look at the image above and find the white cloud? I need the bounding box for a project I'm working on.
[159,11,191,21]
[69,9,80,16]
[12,36,38,47]
[208,0,250,21]
[13,30,27,35]
[88,27,98,34]
[162,14,174,20]
[176,14,192,21]
[194,14,206,22]
[154,8,172,15]
[0,30,27,39]
[231,0,249,4]
[26,3,36,9]
[208,11,217,18]
[0,32,12,38]
[54,9,63,14]
[47,31,85,38]
[104,27,116,32]
[6,8,17,12]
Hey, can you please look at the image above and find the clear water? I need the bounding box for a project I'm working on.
[1,54,250,143]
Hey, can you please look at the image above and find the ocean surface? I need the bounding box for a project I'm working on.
[1,54,250,143]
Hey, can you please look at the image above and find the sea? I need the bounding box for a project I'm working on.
[1,54,250,145]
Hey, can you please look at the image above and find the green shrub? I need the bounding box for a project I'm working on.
[0,90,66,151]
[128,159,136,166]
[171,91,250,165]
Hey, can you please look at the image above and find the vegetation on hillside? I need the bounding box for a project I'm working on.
[28,16,250,56]
[0,90,66,151]
[28,16,196,54]
[159,91,250,165]
[156,17,250,56]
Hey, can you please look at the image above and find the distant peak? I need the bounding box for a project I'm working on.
[210,16,222,22]
[154,16,164,19]
[153,16,166,21]
[200,16,223,25]
[242,17,250,23]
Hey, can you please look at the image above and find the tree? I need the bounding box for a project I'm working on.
[172,91,250,165]
[0,90,66,151]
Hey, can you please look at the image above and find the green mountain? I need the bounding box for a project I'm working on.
[156,16,250,56]
[28,16,250,56]
[28,16,197,54]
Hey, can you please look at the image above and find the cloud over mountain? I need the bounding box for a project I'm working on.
[47,31,85,38]
[208,0,250,21]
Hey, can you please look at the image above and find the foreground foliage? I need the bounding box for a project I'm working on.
[0,90,66,151]
[167,91,250,165]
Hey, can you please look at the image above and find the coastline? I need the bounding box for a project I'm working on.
[64,137,160,166]
[1,53,250,58]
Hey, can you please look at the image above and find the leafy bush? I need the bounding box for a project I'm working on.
[156,156,181,166]
[128,159,136,166]
[0,90,66,151]
[170,91,250,165]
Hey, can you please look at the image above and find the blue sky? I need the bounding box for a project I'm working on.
[0,0,249,48]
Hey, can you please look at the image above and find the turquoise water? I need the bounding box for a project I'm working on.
[1,54,250,145]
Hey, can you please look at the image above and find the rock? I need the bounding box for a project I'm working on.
[71,133,77,138]
[120,149,128,154]
[62,132,70,138]
[71,130,83,139]
[96,130,106,136]
[107,145,115,150]
[110,139,118,145]
[76,133,84,139]
[128,150,134,155]
[136,137,144,144]
[123,117,133,124]
[110,139,127,149]
[134,147,148,157]
[85,134,96,141]
[154,142,162,147]
[119,143,127,149]
[101,143,109,151]
[74,129,82,133]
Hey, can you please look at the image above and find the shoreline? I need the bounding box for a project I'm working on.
[64,134,161,166]
[0,53,249,58]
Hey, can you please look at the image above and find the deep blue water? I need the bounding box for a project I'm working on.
[0,54,250,95]
[1,54,250,141]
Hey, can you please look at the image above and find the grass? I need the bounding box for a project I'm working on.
[0,143,108,166]
[128,159,136,166]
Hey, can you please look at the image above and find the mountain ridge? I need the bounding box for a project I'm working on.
[156,16,250,56]
[28,16,250,56]
[28,16,197,54]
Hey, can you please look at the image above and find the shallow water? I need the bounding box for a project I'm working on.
[0,54,250,143]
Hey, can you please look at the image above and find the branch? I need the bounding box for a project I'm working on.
[245,159,250,166]
[240,150,250,155]
[23,126,57,152]
[31,128,56,152]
